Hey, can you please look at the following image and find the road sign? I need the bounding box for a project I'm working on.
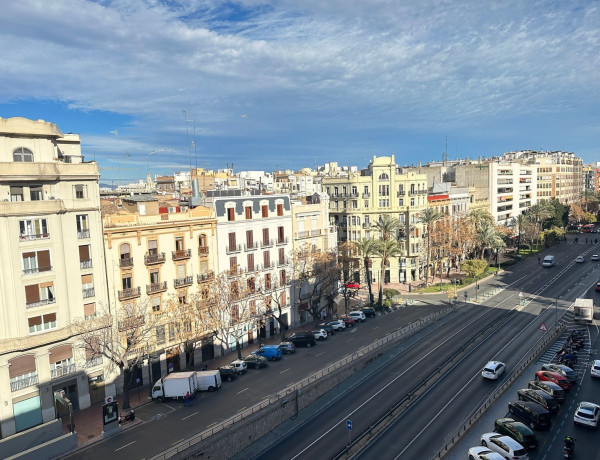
[347,420,352,431]
[539,322,548,332]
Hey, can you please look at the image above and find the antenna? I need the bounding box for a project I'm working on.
[442,136,448,162]
[183,110,192,172]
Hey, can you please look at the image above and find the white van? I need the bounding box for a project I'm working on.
[542,255,555,267]
[195,370,222,392]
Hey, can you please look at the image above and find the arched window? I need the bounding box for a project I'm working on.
[120,243,131,259]
[13,147,33,162]
[378,172,389,181]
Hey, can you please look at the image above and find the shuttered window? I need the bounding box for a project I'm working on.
[263,251,270,266]
[9,355,36,379]
[247,254,254,271]
[49,344,73,363]
[84,303,95,317]
[25,284,40,304]
[228,232,236,250]
[262,228,269,245]
[79,245,90,261]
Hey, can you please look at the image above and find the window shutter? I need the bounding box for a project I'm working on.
[37,250,51,270]
[25,284,40,303]
[78,245,90,261]
[8,355,36,378]
[22,251,35,259]
[49,344,73,363]
[262,228,269,244]
[81,274,93,284]
[177,265,185,278]
[228,232,236,249]
[247,254,254,270]
[263,251,270,266]
[84,302,95,316]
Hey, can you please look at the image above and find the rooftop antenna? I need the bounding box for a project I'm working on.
[183,110,192,172]
[442,135,448,162]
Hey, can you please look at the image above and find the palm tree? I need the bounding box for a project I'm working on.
[469,208,494,233]
[375,238,403,305]
[476,221,505,259]
[352,237,378,305]
[510,214,529,255]
[418,208,442,286]
[527,202,554,246]
[373,214,399,241]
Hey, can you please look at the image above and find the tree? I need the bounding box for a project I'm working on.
[418,208,442,286]
[257,269,292,341]
[510,214,528,255]
[352,237,379,305]
[72,300,158,409]
[374,238,402,305]
[462,259,488,279]
[569,203,586,226]
[476,221,505,260]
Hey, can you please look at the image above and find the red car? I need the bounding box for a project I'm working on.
[344,282,360,290]
[339,315,355,328]
[535,370,571,390]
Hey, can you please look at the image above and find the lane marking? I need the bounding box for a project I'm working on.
[182,411,198,421]
[280,368,291,374]
[237,388,248,394]
[116,441,136,451]
[315,352,325,357]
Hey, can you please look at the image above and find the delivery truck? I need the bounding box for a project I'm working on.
[573,298,593,324]
[196,370,222,392]
[151,371,199,402]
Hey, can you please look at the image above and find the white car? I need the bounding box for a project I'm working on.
[482,361,506,380]
[574,401,600,428]
[230,359,248,374]
[592,254,600,261]
[480,432,528,460]
[591,360,600,378]
[467,446,505,460]
[327,320,346,331]
[575,256,585,263]
[348,311,366,322]
[311,329,328,341]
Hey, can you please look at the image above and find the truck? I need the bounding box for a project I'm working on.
[195,370,222,392]
[573,298,593,324]
[151,371,199,402]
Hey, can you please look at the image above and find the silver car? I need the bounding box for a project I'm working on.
[327,320,346,331]
[311,329,328,340]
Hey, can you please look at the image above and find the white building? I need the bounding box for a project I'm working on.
[489,162,537,226]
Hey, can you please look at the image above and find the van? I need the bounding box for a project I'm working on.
[508,400,551,430]
[195,370,221,392]
[527,380,565,401]
[542,255,555,267]
[251,345,283,361]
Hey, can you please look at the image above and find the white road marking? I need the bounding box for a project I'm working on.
[280,368,291,374]
[182,411,198,421]
[115,441,136,451]
[237,388,249,394]
[315,352,325,357]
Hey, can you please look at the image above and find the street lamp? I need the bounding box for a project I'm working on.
[475,278,479,302]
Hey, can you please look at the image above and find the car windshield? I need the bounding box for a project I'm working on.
[484,367,495,373]
[577,411,594,419]
[514,449,527,456]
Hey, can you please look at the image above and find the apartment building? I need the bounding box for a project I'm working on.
[206,192,293,346]
[0,117,109,437]
[103,197,217,383]
[488,161,537,226]
[323,155,428,284]
[583,164,600,194]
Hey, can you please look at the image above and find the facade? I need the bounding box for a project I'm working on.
[103,198,217,385]
[583,164,600,194]
[155,176,175,194]
[207,193,293,345]
[238,170,274,192]
[323,156,428,284]
[488,161,537,226]
[0,117,109,437]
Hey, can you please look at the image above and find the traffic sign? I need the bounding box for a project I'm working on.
[347,420,352,431]
[539,322,548,332]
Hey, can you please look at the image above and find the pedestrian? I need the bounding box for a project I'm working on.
[184,391,191,406]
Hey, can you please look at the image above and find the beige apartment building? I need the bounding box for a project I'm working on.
[102,198,217,385]
[323,156,428,284]
[0,117,109,437]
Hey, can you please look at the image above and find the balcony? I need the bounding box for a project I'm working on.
[519,178,532,183]
[26,297,56,309]
[172,249,191,260]
[144,252,166,265]
[363,222,371,229]
[497,179,513,185]
[174,276,193,288]
[263,262,273,269]
[197,272,215,283]
[497,170,512,176]
[118,287,140,300]
[10,373,39,392]
[77,230,90,239]
[276,237,289,245]
[244,242,259,251]
[362,192,370,198]
[226,244,242,254]
[261,239,274,248]
[419,190,427,195]
[118,315,143,331]
[86,356,103,368]
[146,281,167,295]
[296,230,310,238]
[198,246,209,255]
[80,259,93,269]
[82,288,95,298]
[119,257,133,268]
[22,265,52,275]
[19,233,50,241]
[51,363,76,380]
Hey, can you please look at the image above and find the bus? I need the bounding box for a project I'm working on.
[582,224,596,233]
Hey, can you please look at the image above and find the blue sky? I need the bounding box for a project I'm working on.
[1,0,599,184]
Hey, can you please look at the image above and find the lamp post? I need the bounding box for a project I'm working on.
[475,278,479,302]
[464,291,468,308]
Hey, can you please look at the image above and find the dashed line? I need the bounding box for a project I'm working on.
[280,368,291,374]
[315,352,325,357]
[181,411,198,421]
[237,388,248,394]
[115,441,136,451]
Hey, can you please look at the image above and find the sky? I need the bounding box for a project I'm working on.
[1,0,599,185]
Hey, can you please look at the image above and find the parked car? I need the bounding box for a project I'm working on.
[596,282,600,292]
[230,359,248,374]
[317,323,335,336]
[467,446,505,460]
[339,315,356,327]
[494,418,538,449]
[534,370,571,390]
[574,401,600,428]
[480,432,528,459]
[508,400,551,430]
[219,365,238,382]
[288,332,317,347]
[482,361,506,380]
[591,359,600,377]
[540,363,577,383]
[527,380,565,401]
[348,311,366,322]
[592,254,600,261]
[344,282,360,290]
[327,320,346,331]
[243,354,269,369]
[361,307,377,318]
[311,329,328,341]
[251,346,282,361]
[575,255,585,263]
[278,341,296,354]
[517,388,559,414]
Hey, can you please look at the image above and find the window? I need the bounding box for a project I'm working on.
[261,205,268,217]
[245,206,252,219]
[28,313,57,334]
[13,147,33,162]
[30,186,43,201]
[148,239,158,255]
[121,275,132,290]
[229,256,237,271]
[228,232,237,251]
[280,269,286,285]
[378,185,389,196]
[176,264,185,279]
[152,297,161,312]
[378,172,389,181]
[410,198,415,207]
[10,186,23,202]
[156,325,166,344]
[264,273,271,290]
[178,292,186,305]
[262,228,270,245]
[410,184,415,194]
[250,300,256,316]
[277,203,283,216]
[74,184,85,199]
[84,302,95,319]
[247,277,256,293]
[76,215,89,238]
[263,250,271,268]
[399,199,404,206]
[278,247,285,264]
[22,250,51,274]
[175,236,184,251]
[278,226,285,243]
[227,207,235,221]
[280,291,286,307]
[150,270,159,284]
[79,245,91,268]
[247,253,255,271]
[246,230,254,248]
[25,282,55,307]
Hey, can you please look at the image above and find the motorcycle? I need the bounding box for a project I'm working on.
[119,409,135,424]
[563,437,575,458]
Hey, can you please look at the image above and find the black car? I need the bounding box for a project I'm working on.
[317,323,335,336]
[517,388,559,414]
[508,400,551,430]
[361,307,377,318]
[288,332,317,348]
[219,365,238,382]
[494,418,538,450]
[243,354,269,369]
